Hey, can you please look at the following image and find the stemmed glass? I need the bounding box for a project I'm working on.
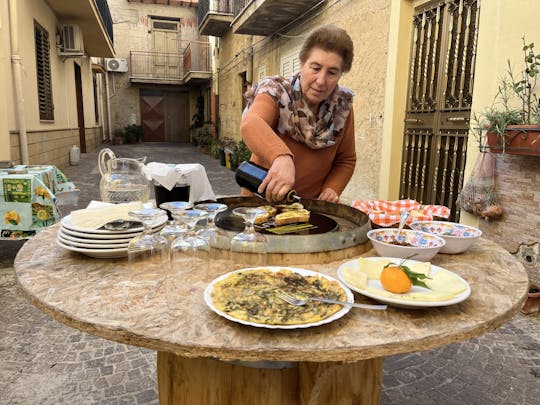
[194,203,228,246]
[230,207,268,268]
[167,210,210,312]
[159,201,193,245]
[126,208,168,304]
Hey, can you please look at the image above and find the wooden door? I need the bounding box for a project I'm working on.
[74,63,86,152]
[165,92,190,143]
[400,0,479,221]
[152,20,180,79]
[140,91,165,142]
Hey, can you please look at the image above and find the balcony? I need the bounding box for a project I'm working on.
[45,0,114,57]
[232,0,324,36]
[198,0,234,37]
[129,42,211,85]
[182,41,212,84]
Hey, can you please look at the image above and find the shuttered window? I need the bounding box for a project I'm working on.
[34,20,54,121]
[280,51,300,78]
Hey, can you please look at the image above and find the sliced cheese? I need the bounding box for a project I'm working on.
[341,266,368,289]
[356,258,389,279]
[425,271,468,296]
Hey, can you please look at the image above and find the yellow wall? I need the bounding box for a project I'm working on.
[0,0,11,161]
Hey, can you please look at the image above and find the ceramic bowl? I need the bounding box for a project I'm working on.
[409,221,482,254]
[367,228,446,262]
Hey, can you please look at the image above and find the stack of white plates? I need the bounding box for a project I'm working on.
[56,214,167,258]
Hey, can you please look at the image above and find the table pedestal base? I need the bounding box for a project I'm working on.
[157,352,383,404]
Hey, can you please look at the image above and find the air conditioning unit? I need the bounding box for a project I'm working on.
[105,58,129,73]
[58,24,84,56]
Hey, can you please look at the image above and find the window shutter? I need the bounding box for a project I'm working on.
[34,21,54,121]
[280,50,300,78]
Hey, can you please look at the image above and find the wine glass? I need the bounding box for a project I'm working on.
[159,201,193,245]
[229,207,268,268]
[167,210,210,312]
[194,203,228,246]
[127,208,168,288]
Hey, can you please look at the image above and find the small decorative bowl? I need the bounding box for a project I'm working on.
[367,228,446,262]
[409,221,482,254]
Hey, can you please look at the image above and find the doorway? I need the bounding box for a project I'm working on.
[140,89,190,142]
[74,63,86,152]
[399,0,480,221]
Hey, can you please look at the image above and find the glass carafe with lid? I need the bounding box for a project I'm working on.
[98,148,150,203]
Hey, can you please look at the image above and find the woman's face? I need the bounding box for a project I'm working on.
[299,47,343,110]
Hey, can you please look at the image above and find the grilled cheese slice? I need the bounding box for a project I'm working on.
[274,209,310,226]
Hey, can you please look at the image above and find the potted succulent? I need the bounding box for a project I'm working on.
[472,37,540,156]
[230,140,252,170]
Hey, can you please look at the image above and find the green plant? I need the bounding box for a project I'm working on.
[124,124,143,143]
[231,140,252,167]
[112,128,125,143]
[472,37,540,150]
[210,140,221,159]
[197,127,213,148]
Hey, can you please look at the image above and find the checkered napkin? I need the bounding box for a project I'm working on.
[351,199,450,226]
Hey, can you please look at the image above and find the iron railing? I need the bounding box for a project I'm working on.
[183,41,211,74]
[130,42,211,82]
[94,0,114,45]
[130,51,184,81]
[233,0,252,17]
[198,0,234,28]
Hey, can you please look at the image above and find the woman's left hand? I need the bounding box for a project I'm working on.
[318,188,339,203]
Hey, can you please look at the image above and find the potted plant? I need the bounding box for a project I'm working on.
[112,128,124,145]
[210,140,221,160]
[197,127,213,154]
[230,140,252,170]
[473,37,540,156]
[125,124,143,144]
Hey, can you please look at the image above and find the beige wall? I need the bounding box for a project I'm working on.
[2,0,106,167]
[107,0,199,131]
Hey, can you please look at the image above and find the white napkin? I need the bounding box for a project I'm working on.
[143,162,215,203]
[70,201,143,229]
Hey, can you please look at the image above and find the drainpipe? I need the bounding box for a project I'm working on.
[8,0,29,164]
[104,70,112,141]
[246,35,253,84]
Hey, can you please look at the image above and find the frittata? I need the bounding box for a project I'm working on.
[210,268,347,325]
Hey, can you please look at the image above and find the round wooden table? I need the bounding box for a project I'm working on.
[15,225,528,404]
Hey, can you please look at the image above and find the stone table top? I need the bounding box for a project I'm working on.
[14,225,528,363]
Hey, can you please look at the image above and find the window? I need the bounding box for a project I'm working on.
[280,51,300,78]
[258,65,266,82]
[34,20,54,121]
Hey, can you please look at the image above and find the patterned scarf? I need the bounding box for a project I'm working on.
[243,72,354,149]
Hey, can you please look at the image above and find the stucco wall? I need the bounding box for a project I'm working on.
[107,0,199,131]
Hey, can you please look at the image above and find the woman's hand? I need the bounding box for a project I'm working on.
[258,155,295,202]
[318,187,339,203]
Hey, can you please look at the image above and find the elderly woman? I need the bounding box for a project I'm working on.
[240,24,356,203]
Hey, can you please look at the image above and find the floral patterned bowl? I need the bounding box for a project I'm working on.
[367,228,446,262]
[409,221,482,254]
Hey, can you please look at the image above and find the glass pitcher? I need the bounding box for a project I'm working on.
[98,148,150,203]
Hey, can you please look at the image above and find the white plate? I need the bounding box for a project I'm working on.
[56,238,128,258]
[204,266,354,329]
[337,257,471,309]
[58,228,134,245]
[60,214,167,234]
[60,226,144,240]
[57,233,129,249]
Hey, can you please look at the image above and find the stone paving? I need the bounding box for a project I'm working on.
[1,143,539,404]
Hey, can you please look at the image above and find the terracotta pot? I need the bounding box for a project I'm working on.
[521,284,540,315]
[486,125,540,156]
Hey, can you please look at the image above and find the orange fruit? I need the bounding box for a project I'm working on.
[380,266,412,293]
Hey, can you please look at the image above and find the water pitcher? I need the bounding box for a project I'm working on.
[98,148,150,203]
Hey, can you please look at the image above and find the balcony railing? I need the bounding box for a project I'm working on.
[94,0,114,45]
[183,41,211,73]
[129,42,211,84]
[130,52,184,83]
[233,0,252,17]
[198,0,234,37]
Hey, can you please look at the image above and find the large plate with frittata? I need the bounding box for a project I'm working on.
[204,267,354,329]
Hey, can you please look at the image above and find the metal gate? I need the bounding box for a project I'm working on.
[400,0,479,221]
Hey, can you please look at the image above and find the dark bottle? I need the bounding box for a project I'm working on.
[235,161,299,203]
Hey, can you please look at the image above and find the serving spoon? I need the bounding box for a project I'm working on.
[395,210,411,239]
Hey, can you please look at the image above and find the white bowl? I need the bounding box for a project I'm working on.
[367,228,446,262]
[409,221,482,254]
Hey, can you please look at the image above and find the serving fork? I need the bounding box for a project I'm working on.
[276,292,387,310]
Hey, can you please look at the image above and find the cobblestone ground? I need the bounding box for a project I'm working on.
[1,143,538,404]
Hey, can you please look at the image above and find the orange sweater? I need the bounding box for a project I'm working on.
[240,93,356,199]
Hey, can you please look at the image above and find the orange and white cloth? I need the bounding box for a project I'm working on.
[351,199,450,227]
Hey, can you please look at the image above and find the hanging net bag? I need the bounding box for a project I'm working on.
[458,150,503,220]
